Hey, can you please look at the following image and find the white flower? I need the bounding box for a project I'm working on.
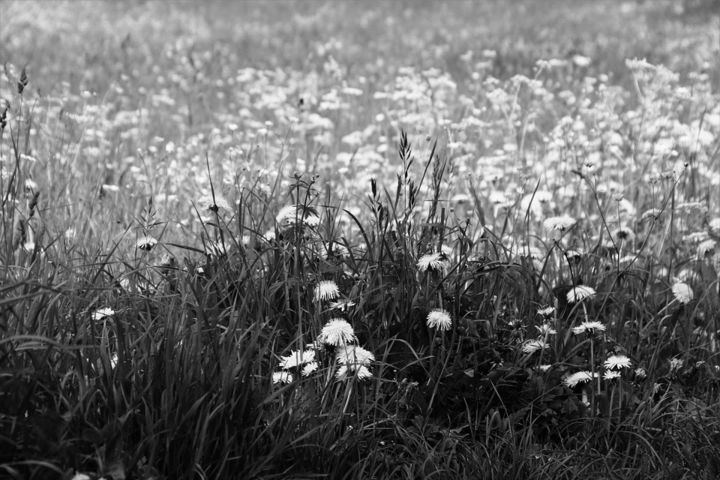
[276,205,319,229]
[634,368,647,379]
[604,354,632,370]
[272,371,293,384]
[543,215,576,233]
[572,321,606,335]
[279,349,316,369]
[521,339,549,354]
[136,235,158,251]
[671,282,693,304]
[314,280,340,302]
[603,370,621,381]
[613,226,635,243]
[566,285,596,304]
[336,364,373,380]
[538,364,553,372]
[301,362,319,377]
[336,345,375,367]
[92,307,115,321]
[697,239,716,259]
[535,324,557,336]
[563,371,593,388]
[426,309,452,331]
[669,358,684,372]
[417,252,449,272]
[197,194,231,213]
[537,306,555,317]
[329,299,355,312]
[318,318,356,346]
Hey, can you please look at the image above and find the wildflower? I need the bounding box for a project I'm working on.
[136,235,158,251]
[521,339,549,354]
[329,298,355,312]
[92,307,115,321]
[538,364,553,372]
[669,358,684,372]
[604,354,632,370]
[197,194,231,214]
[314,280,340,302]
[276,204,320,229]
[566,285,596,304]
[318,318,356,346]
[336,345,375,367]
[613,226,635,243]
[563,371,593,388]
[535,324,557,336]
[603,370,621,381]
[426,308,452,331]
[697,239,716,259]
[572,321,606,335]
[301,362,319,377]
[279,349,316,369]
[543,215,576,233]
[272,371,293,384]
[709,217,720,237]
[417,252,449,272]
[537,306,555,317]
[336,364,373,380]
[634,367,647,379]
[671,282,693,304]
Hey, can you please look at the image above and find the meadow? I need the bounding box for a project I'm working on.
[2,0,720,478]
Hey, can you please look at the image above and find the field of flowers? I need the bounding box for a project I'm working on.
[2,1,720,478]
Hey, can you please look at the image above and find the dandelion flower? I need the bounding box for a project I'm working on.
[572,321,606,335]
[671,282,693,304]
[538,364,553,372]
[301,361,319,377]
[335,364,373,380]
[521,339,549,354]
[603,370,621,381]
[197,194,231,214]
[92,307,115,321]
[136,235,158,251]
[272,371,293,384]
[417,252,449,272]
[314,280,340,302]
[318,318,356,346]
[535,324,557,336]
[697,239,716,259]
[279,349,316,369]
[566,285,596,304]
[669,358,684,372]
[537,306,555,317]
[604,354,632,370]
[543,215,576,233]
[563,371,593,388]
[336,345,375,368]
[426,308,452,331]
[634,367,647,379]
[613,226,635,243]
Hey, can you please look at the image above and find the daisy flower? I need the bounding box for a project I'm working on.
[272,371,293,384]
[604,354,632,370]
[318,318,356,346]
[521,339,549,354]
[572,321,606,335]
[671,282,693,304]
[563,371,593,388]
[566,285,596,304]
[426,308,452,331]
[314,280,340,302]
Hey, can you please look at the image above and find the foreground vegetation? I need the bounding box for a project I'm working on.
[2,1,720,478]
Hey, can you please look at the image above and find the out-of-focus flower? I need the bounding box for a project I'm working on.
[197,194,231,214]
[697,239,716,258]
[92,307,115,321]
[318,318,356,346]
[417,252,449,272]
[669,358,684,372]
[521,339,549,354]
[603,370,621,381]
[136,235,158,251]
[604,354,632,370]
[535,324,557,336]
[537,306,555,317]
[543,215,576,234]
[566,285,596,303]
[314,280,340,302]
[426,308,452,330]
[272,371,293,384]
[634,367,647,379]
[329,299,355,312]
[671,282,693,304]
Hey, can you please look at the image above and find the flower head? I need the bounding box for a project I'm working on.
[603,370,621,381]
[543,215,576,233]
[279,349,316,370]
[92,307,115,321]
[197,194,231,214]
[671,282,693,304]
[563,371,593,388]
[314,280,340,302]
[566,285,596,304]
[318,318,356,346]
[426,309,452,331]
[301,362,319,377]
[417,252,450,272]
[272,371,293,384]
[572,321,606,335]
[136,235,158,251]
[329,298,355,312]
[521,339,549,354]
[336,345,375,367]
[604,354,632,370]
[535,324,557,336]
[537,306,555,317]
